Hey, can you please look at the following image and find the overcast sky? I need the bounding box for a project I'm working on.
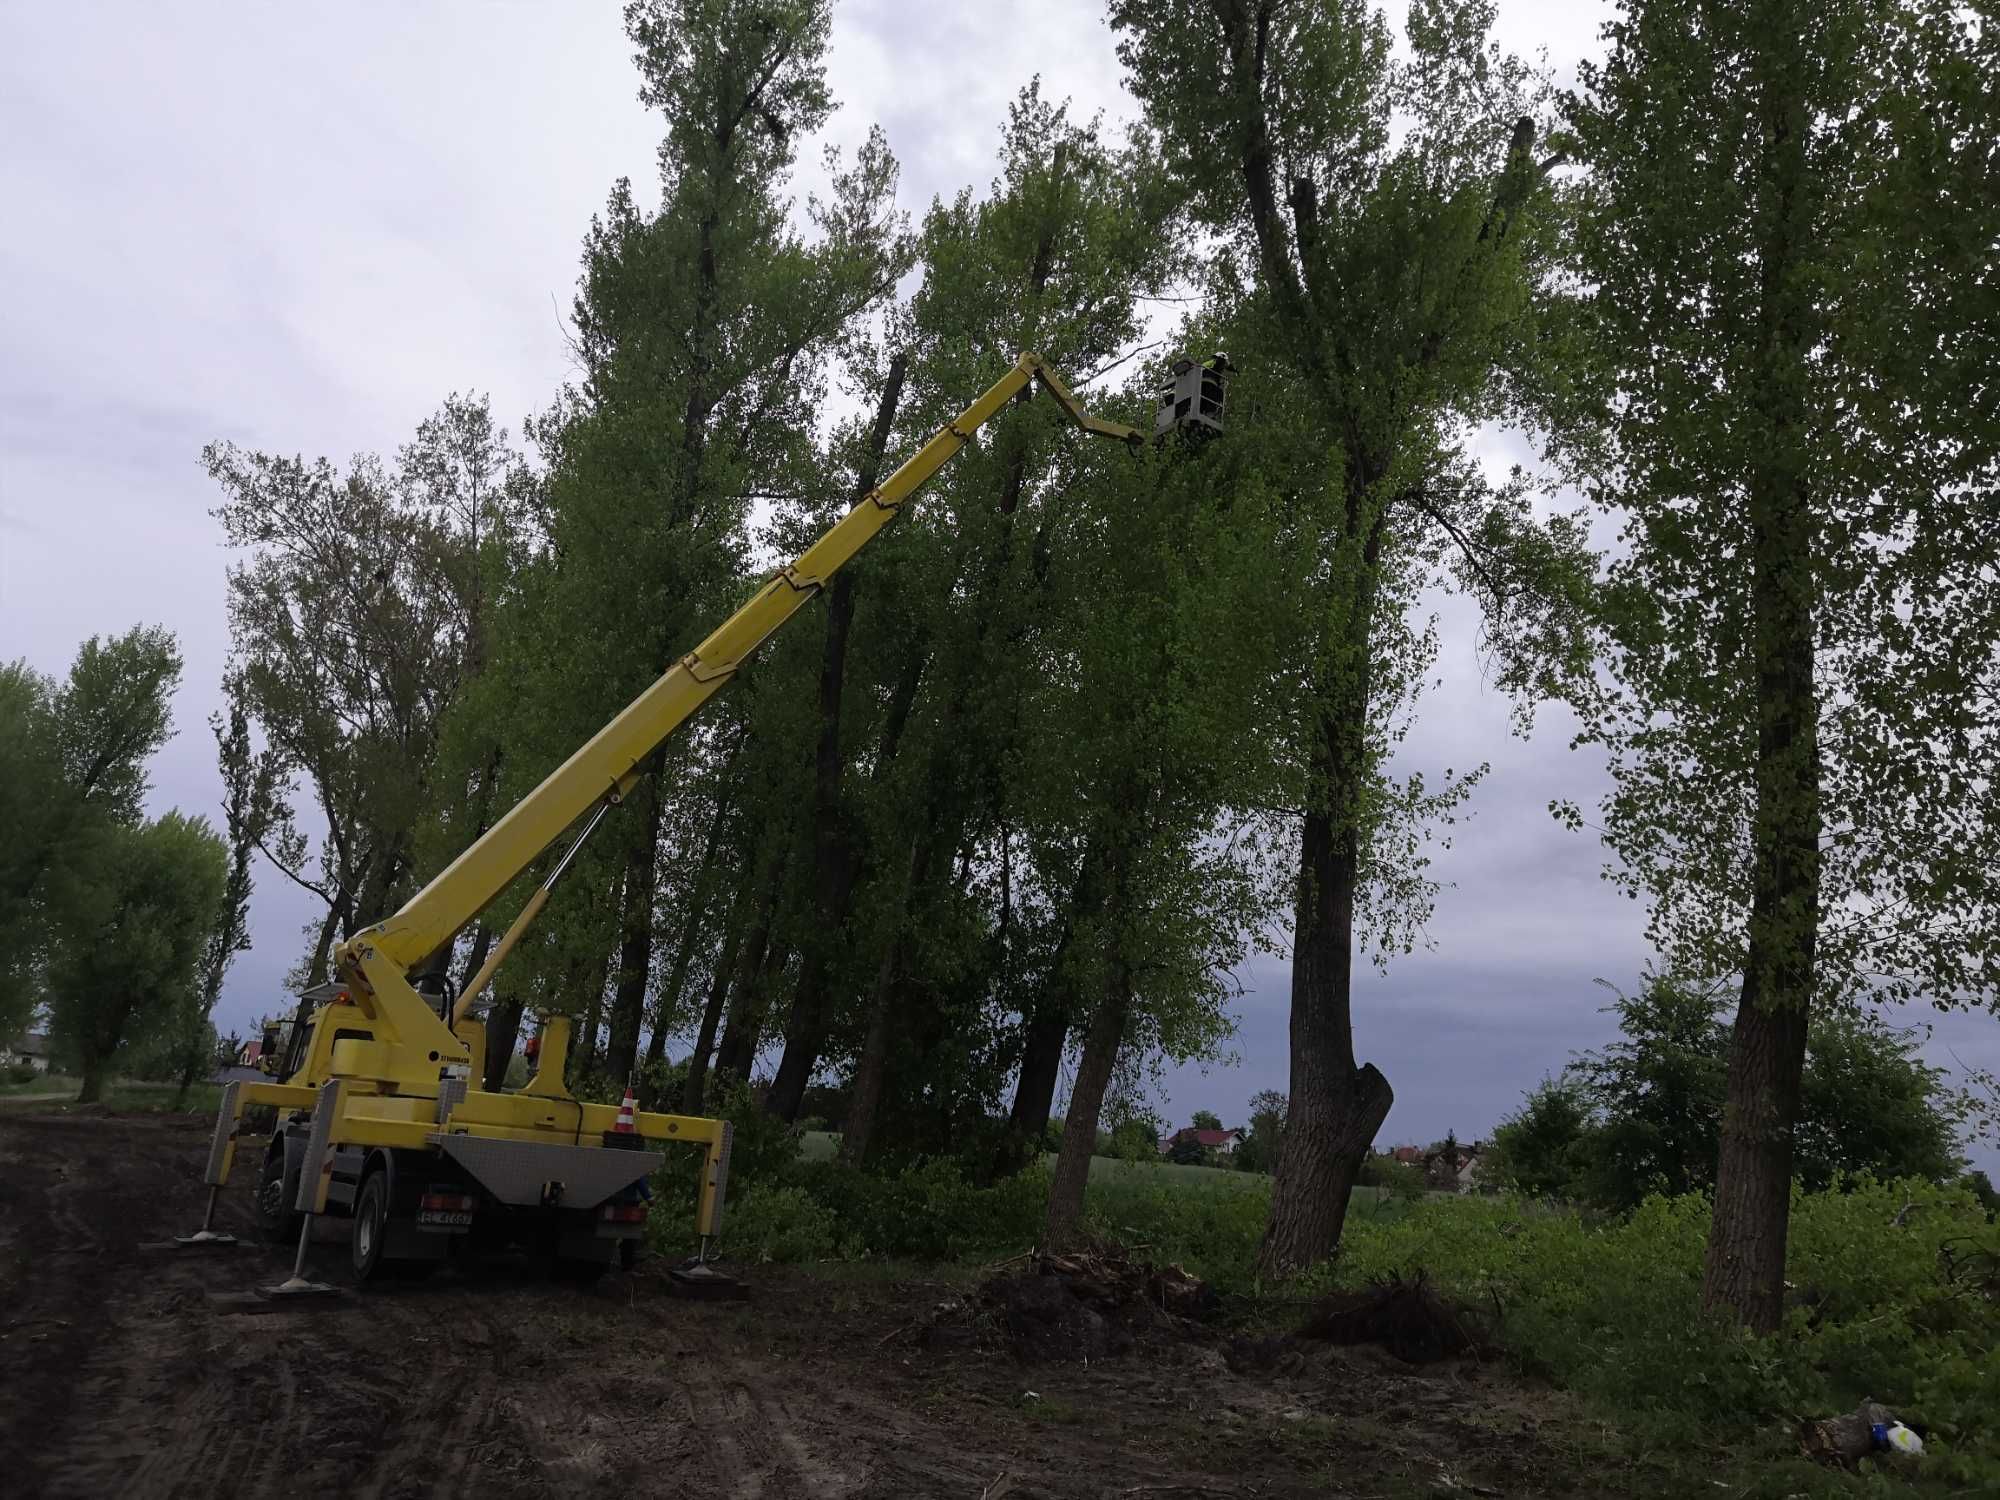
[3,1,1993,1168]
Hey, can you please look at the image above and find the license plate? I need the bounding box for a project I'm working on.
[417,1210,473,1229]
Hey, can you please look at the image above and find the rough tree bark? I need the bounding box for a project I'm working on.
[303,893,350,987]
[1042,966,1132,1250]
[1257,694,1395,1277]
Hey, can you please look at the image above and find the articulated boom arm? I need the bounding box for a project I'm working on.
[333,352,1136,1030]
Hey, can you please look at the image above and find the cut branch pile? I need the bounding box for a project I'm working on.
[1296,1269,1492,1365]
[917,1246,1220,1362]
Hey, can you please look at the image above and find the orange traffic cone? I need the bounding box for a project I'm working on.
[614,1083,637,1135]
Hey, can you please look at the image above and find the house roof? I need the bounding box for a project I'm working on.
[1390,1145,1424,1164]
[1167,1127,1240,1148]
[8,1032,50,1057]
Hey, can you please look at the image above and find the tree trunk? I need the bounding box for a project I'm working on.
[573,948,611,1081]
[1042,968,1130,1251]
[645,759,741,1070]
[1258,705,1395,1277]
[681,851,759,1115]
[605,782,664,1088]
[483,992,525,1092]
[1703,988,1810,1328]
[304,894,348,987]
[763,358,908,1118]
[643,919,695,1071]
[454,923,495,1000]
[714,851,788,1086]
[996,845,1104,1173]
[76,1055,106,1105]
[349,839,408,932]
[837,942,902,1166]
[1702,62,1819,1328]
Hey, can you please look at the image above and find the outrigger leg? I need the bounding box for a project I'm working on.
[172,1183,238,1247]
[259,1080,339,1298]
[261,1211,335,1299]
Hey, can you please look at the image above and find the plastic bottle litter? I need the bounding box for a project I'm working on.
[1871,1421,1924,1465]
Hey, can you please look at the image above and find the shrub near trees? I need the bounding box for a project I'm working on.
[1485,972,1972,1210]
[45,812,227,1103]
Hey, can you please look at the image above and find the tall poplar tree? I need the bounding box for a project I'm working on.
[1111,0,1597,1273]
[488,0,908,1084]
[1567,0,2000,1329]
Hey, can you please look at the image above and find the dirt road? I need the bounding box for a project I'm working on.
[0,1110,1579,1498]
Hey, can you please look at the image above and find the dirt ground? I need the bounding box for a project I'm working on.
[0,1110,1601,1499]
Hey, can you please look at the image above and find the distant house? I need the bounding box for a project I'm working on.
[1159,1126,1242,1157]
[1,1032,52,1074]
[1427,1140,1486,1194]
[1384,1140,1488,1193]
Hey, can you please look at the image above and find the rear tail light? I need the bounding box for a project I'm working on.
[421,1191,478,1213]
[600,1203,647,1223]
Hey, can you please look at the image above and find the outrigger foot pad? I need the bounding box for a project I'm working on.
[669,1259,745,1299]
[260,1276,339,1299]
[172,1230,239,1247]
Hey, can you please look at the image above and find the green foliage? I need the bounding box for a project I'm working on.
[0,628,183,1039]
[1314,1180,2000,1485]
[1189,1109,1222,1131]
[789,1158,1051,1261]
[1112,0,1602,1275]
[1961,1170,1999,1219]
[714,1184,854,1264]
[1231,1089,1287,1174]
[1167,1136,1209,1167]
[1494,973,1970,1210]
[1100,1114,1161,1163]
[1562,0,2000,1019]
[1356,1151,1426,1199]
[1482,1076,1597,1200]
[44,811,228,1101]
[208,393,529,980]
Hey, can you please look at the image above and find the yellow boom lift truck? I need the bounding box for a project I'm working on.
[181,351,1185,1295]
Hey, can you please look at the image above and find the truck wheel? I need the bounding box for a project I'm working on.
[352,1169,391,1283]
[255,1142,300,1248]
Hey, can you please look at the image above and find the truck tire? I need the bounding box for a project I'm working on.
[255,1140,301,1248]
[352,1169,391,1283]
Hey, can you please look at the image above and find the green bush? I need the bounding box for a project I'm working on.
[1082,1166,1270,1294]
[718,1184,855,1264]
[1312,1178,2000,1487]
[790,1157,1047,1260]
[645,1078,802,1254]
[4,1063,39,1086]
